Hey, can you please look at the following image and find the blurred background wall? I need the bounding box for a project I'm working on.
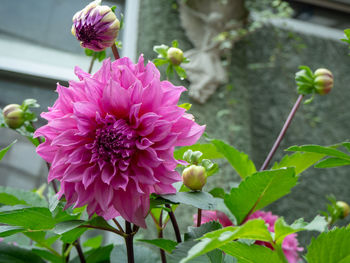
[1,0,350,246]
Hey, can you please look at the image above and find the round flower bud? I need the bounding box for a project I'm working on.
[167,47,184,66]
[3,104,25,129]
[314,68,333,95]
[182,165,207,191]
[72,0,120,51]
[336,201,350,219]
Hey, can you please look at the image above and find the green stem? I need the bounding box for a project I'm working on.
[88,54,96,74]
[272,243,288,263]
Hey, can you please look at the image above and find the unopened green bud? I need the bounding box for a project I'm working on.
[167,47,184,66]
[314,68,333,95]
[3,104,25,129]
[182,165,207,191]
[336,201,350,219]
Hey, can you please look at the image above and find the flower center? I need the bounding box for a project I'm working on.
[89,118,137,163]
[76,24,98,43]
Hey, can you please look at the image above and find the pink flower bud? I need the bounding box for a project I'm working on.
[182,165,207,191]
[3,104,25,129]
[71,0,120,51]
[167,47,184,66]
[336,201,350,219]
[314,68,333,95]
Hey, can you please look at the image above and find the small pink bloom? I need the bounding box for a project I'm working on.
[196,210,303,262]
[36,55,205,228]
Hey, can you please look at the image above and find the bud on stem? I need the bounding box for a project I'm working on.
[182,165,207,191]
[3,104,25,129]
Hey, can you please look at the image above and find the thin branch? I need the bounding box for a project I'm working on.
[111,43,120,60]
[158,209,167,263]
[260,95,304,171]
[79,224,126,237]
[197,208,202,227]
[74,239,86,263]
[113,218,124,233]
[165,204,182,243]
[125,221,135,263]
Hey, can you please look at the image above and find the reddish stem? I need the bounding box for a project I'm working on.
[165,204,182,243]
[260,95,304,171]
[111,44,120,60]
[197,209,202,227]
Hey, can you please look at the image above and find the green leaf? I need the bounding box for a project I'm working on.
[314,157,350,168]
[168,241,211,263]
[32,249,62,263]
[0,243,45,263]
[174,144,224,161]
[84,244,113,263]
[60,227,87,243]
[211,139,256,179]
[0,140,17,161]
[96,50,106,62]
[32,249,61,263]
[224,168,297,224]
[54,220,85,235]
[274,215,327,245]
[22,99,39,110]
[180,219,273,263]
[153,58,168,67]
[174,65,187,79]
[287,144,350,161]
[110,244,159,263]
[137,238,177,253]
[272,151,325,175]
[153,44,169,58]
[166,64,174,79]
[220,242,282,263]
[160,192,217,210]
[84,48,94,56]
[83,235,103,249]
[209,188,226,199]
[172,40,179,48]
[184,221,223,241]
[178,103,192,111]
[111,5,116,12]
[0,225,24,237]
[306,227,350,263]
[0,186,48,207]
[0,206,55,230]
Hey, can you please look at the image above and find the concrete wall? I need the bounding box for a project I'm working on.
[137,0,350,245]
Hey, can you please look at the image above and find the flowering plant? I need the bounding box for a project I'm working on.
[0,1,350,263]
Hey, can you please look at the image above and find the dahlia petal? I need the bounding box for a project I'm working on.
[74,66,90,81]
[136,138,153,150]
[93,58,111,84]
[51,130,84,147]
[135,112,159,136]
[101,79,130,118]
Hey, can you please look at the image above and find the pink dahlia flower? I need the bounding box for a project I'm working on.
[35,55,205,228]
[196,210,303,262]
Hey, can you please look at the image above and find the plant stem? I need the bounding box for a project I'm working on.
[111,43,120,60]
[74,239,86,263]
[260,94,304,171]
[113,218,124,233]
[197,208,202,227]
[79,224,126,237]
[165,204,182,243]
[125,221,135,263]
[88,54,96,74]
[158,210,167,263]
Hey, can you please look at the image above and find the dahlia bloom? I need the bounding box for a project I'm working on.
[71,0,120,51]
[195,210,303,262]
[35,55,205,227]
